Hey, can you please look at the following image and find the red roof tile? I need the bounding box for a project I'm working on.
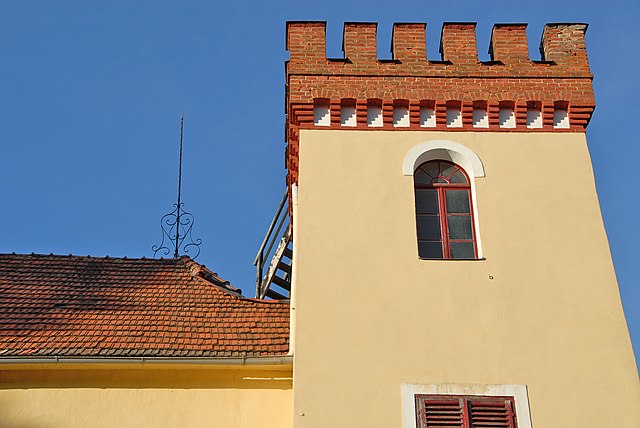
[0,254,290,358]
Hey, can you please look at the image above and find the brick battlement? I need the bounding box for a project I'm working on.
[287,21,592,79]
[284,21,595,186]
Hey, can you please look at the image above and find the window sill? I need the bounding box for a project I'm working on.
[418,257,486,261]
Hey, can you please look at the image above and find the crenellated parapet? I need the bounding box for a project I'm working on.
[284,21,595,185]
[287,21,592,78]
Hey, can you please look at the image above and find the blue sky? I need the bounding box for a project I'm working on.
[1,0,639,368]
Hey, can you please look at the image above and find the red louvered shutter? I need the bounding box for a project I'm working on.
[415,395,517,428]
[467,396,517,428]
[415,396,465,428]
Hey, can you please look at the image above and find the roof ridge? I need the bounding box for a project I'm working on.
[0,252,179,262]
[178,257,244,297]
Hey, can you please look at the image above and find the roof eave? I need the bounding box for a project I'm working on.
[0,355,293,367]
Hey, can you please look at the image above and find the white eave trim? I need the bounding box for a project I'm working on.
[0,355,293,366]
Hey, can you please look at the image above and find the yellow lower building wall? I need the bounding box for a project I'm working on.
[0,365,292,428]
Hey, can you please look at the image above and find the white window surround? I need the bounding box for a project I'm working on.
[403,140,485,259]
[401,383,533,428]
[402,140,484,178]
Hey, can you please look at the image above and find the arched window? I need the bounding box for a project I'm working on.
[414,160,477,259]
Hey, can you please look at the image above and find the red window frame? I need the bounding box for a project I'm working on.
[415,394,518,428]
[414,160,478,259]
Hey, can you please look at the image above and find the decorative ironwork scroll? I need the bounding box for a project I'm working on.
[152,203,202,259]
[152,113,202,259]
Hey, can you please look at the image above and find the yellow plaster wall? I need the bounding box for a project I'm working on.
[291,130,640,427]
[0,364,292,428]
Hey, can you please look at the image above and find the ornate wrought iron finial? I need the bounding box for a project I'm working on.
[152,113,202,259]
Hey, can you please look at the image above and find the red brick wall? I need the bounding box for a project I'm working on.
[284,21,595,187]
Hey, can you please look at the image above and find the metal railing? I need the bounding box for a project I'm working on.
[253,191,290,298]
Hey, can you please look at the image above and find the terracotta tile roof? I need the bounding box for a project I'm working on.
[0,253,290,358]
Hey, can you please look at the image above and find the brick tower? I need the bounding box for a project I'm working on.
[284,21,640,427]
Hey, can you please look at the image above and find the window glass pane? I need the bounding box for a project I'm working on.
[415,189,439,213]
[447,215,472,239]
[417,215,441,240]
[433,177,448,184]
[445,190,471,213]
[414,169,432,185]
[450,242,475,259]
[420,162,439,178]
[441,163,459,179]
[418,241,443,259]
[449,170,468,184]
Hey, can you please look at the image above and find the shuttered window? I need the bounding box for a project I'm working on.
[415,395,518,428]
[414,160,478,259]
